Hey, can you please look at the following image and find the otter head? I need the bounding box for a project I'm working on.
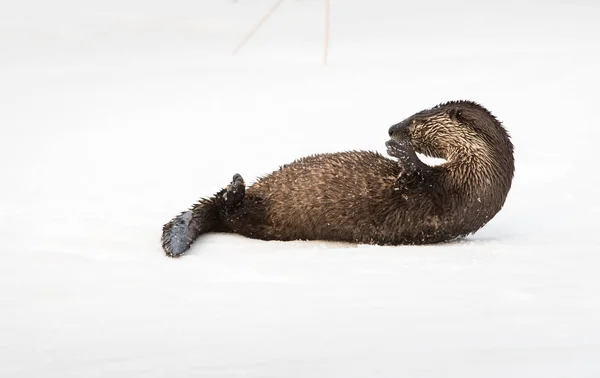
[389,100,515,234]
[388,100,514,164]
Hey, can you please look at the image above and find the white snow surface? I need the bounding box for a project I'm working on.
[2,1,600,377]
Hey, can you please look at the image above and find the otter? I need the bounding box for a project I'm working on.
[161,100,514,257]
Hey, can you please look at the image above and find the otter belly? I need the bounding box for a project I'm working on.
[243,151,402,243]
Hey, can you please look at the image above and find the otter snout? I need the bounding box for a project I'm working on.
[388,119,411,138]
[386,118,416,160]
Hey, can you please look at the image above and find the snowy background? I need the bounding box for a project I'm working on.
[2,0,600,376]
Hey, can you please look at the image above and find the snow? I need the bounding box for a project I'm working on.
[2,0,600,376]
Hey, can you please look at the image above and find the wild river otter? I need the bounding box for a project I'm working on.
[161,100,514,257]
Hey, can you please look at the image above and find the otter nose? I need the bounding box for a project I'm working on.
[388,119,410,137]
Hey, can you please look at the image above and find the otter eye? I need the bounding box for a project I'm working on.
[448,108,463,121]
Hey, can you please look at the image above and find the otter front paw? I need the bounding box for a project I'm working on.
[386,139,415,161]
[386,139,421,175]
[222,173,246,209]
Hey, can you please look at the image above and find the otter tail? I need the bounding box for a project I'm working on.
[161,174,246,257]
[161,197,222,257]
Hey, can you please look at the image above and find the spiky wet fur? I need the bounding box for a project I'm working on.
[161,100,514,257]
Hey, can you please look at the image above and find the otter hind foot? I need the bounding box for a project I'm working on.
[222,173,246,209]
[161,210,195,258]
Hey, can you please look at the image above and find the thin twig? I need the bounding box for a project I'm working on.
[233,0,287,55]
[324,0,330,65]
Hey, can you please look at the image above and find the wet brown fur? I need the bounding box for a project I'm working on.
[161,100,514,256]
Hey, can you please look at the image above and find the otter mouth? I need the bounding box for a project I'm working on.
[386,137,446,167]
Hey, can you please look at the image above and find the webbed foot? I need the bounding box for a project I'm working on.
[222,173,246,209]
